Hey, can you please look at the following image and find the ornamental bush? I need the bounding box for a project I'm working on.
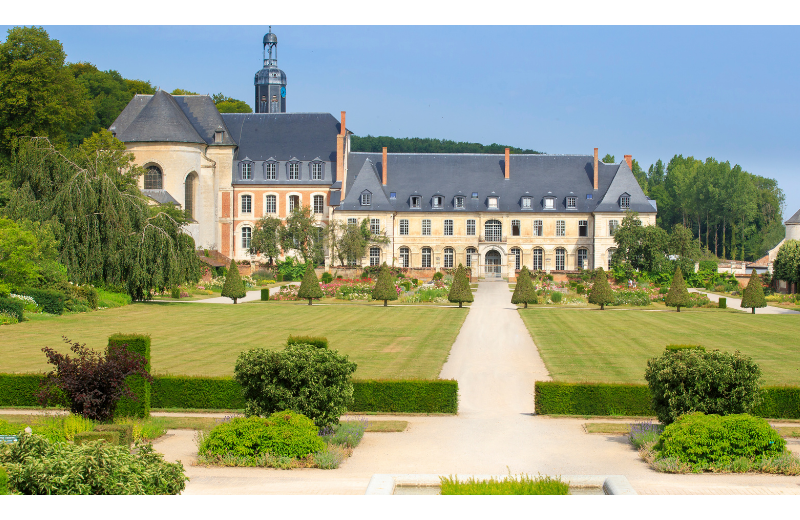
[0,297,24,322]
[321,272,333,284]
[665,266,690,312]
[297,263,323,305]
[198,411,325,459]
[371,263,398,307]
[221,259,246,304]
[511,266,537,308]
[741,269,767,314]
[588,267,614,310]
[644,348,763,425]
[655,413,786,466]
[234,342,357,427]
[448,264,474,308]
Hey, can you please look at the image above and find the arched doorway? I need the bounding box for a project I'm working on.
[485,250,502,278]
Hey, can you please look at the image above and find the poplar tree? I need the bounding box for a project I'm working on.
[511,266,537,308]
[665,266,690,312]
[741,269,767,314]
[588,267,614,310]
[221,259,246,304]
[448,264,474,308]
[297,263,323,305]
[372,263,397,307]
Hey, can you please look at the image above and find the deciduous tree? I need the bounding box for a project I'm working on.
[250,215,282,266]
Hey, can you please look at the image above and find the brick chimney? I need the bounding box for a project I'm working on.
[504,148,510,179]
[337,111,346,197]
[624,154,633,170]
[382,147,388,186]
[593,148,599,190]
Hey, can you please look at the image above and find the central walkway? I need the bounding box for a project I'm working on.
[153,281,800,494]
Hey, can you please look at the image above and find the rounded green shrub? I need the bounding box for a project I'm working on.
[198,411,325,459]
[550,291,562,303]
[321,272,333,284]
[433,271,444,281]
[655,413,786,466]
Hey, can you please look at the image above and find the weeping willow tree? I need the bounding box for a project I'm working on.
[5,135,199,300]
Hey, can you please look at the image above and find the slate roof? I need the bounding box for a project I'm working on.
[111,91,236,146]
[339,152,654,214]
[220,113,341,163]
[142,189,180,205]
[594,159,657,214]
[785,208,800,225]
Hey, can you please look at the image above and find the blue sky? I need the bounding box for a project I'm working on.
[4,24,799,219]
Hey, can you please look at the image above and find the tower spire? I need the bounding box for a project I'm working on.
[254,27,286,113]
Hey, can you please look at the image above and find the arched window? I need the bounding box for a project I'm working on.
[444,247,454,268]
[555,247,566,271]
[422,247,432,268]
[511,247,521,271]
[466,247,477,268]
[484,220,502,242]
[399,246,410,268]
[577,248,588,270]
[532,248,543,271]
[288,195,300,213]
[240,194,252,214]
[370,246,381,267]
[265,194,277,214]
[144,165,162,190]
[184,172,197,221]
[241,226,252,249]
[608,248,616,270]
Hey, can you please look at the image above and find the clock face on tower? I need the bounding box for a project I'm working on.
[280,87,286,98]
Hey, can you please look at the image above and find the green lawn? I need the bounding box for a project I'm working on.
[519,308,800,386]
[0,302,467,379]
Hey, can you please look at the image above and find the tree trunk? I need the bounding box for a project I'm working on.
[308,298,312,306]
[233,298,237,304]
[677,306,680,312]
[706,210,710,251]
[460,302,463,308]
[523,302,527,309]
[384,300,387,307]
[722,217,727,259]
[752,307,755,314]
[714,225,718,258]
[601,303,605,310]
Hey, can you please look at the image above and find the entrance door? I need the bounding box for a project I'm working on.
[485,250,502,278]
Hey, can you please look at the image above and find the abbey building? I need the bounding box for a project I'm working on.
[111,28,656,277]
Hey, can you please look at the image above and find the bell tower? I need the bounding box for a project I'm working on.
[254,27,287,113]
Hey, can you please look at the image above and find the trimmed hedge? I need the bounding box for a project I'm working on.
[534,381,653,416]
[73,431,120,446]
[109,334,151,418]
[0,297,24,322]
[350,379,458,414]
[286,335,328,349]
[664,344,705,351]
[260,288,270,301]
[94,424,133,447]
[719,297,727,309]
[20,288,65,315]
[151,376,245,409]
[754,386,800,419]
[76,286,99,310]
[0,374,45,407]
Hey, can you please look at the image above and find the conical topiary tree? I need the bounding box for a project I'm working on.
[741,269,767,314]
[665,266,690,312]
[372,263,398,307]
[297,263,323,305]
[221,259,247,304]
[588,267,614,310]
[511,266,537,309]
[448,264,474,308]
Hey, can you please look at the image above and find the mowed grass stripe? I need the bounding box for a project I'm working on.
[518,309,800,385]
[0,303,468,379]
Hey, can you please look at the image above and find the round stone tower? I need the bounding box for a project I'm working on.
[254,27,286,113]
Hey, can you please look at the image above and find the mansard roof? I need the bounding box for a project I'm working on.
[111,91,236,146]
[340,152,654,214]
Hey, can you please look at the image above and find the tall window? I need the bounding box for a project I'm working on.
[289,195,299,213]
[370,246,380,266]
[512,219,521,236]
[265,195,277,214]
[241,194,252,214]
[555,248,566,270]
[370,218,380,235]
[422,219,431,236]
[312,162,323,180]
[265,161,277,180]
[241,162,252,180]
[466,247,477,268]
[567,196,576,209]
[532,248,543,271]
[422,247,432,268]
[399,246,410,267]
[444,247,454,268]
[466,219,476,236]
[399,219,409,236]
[533,220,543,237]
[313,195,324,214]
[288,162,300,180]
[511,247,521,270]
[484,220,502,242]
[556,220,565,237]
[608,248,616,269]
[579,220,588,237]
[184,172,196,221]
[444,219,453,236]
[577,248,588,270]
[144,165,162,189]
[241,226,252,249]
[609,220,620,236]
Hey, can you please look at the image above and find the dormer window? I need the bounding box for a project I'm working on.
[521,197,532,210]
[410,196,421,209]
[390,192,397,200]
[361,191,372,206]
[264,160,277,180]
[454,196,465,209]
[472,192,478,199]
[288,160,300,180]
[241,161,253,180]
[567,196,577,209]
[544,197,555,210]
[311,159,324,180]
[432,196,444,209]
[620,194,630,209]
[488,196,499,209]
[214,129,224,143]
